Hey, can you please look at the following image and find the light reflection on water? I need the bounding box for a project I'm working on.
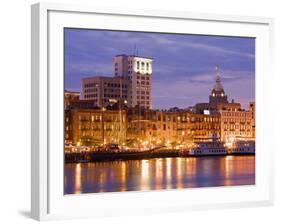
[64,155,255,194]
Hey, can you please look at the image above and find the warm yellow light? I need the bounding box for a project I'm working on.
[225,136,236,148]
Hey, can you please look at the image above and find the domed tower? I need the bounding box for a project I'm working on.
[209,66,228,104]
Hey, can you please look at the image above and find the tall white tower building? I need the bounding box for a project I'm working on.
[114,54,153,109]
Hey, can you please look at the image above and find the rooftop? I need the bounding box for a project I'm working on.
[115,54,153,60]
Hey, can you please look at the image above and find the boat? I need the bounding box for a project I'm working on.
[105,143,121,152]
[188,135,227,156]
[231,140,255,154]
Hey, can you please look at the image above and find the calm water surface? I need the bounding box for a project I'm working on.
[64,155,255,194]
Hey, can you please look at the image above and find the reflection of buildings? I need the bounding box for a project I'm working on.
[81,54,152,109]
[65,63,255,147]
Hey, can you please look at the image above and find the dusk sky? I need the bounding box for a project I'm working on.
[64,28,255,110]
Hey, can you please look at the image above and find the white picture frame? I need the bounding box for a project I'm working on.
[31,2,274,221]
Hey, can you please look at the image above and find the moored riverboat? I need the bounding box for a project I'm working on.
[188,141,227,156]
[231,140,255,154]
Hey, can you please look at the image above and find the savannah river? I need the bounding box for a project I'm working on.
[64,155,255,194]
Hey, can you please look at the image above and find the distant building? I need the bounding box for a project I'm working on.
[194,68,241,113]
[209,69,228,104]
[81,54,153,109]
[82,76,130,107]
[249,102,255,138]
[114,55,153,109]
[65,65,255,147]
[66,99,99,110]
[64,90,80,109]
[194,68,254,143]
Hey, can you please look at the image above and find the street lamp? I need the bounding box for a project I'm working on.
[101,106,106,146]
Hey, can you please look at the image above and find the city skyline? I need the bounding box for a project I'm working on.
[65,28,255,109]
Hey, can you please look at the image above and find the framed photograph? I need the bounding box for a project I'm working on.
[31,2,274,221]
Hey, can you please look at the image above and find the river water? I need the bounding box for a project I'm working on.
[64,155,255,194]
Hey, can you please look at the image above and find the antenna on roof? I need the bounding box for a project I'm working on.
[133,44,137,55]
[215,65,221,83]
[215,65,219,73]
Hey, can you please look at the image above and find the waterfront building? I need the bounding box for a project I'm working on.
[65,66,255,148]
[189,112,221,141]
[249,102,255,138]
[220,107,253,144]
[114,54,153,109]
[82,76,130,107]
[65,106,127,147]
[126,108,221,148]
[65,103,252,148]
[126,109,182,148]
[64,90,80,109]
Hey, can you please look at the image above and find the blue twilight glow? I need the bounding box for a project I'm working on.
[65,28,255,109]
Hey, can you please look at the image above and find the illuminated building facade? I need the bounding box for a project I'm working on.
[126,109,183,147]
[249,102,255,138]
[65,101,221,148]
[65,107,127,146]
[65,66,255,148]
[220,108,253,143]
[114,55,153,109]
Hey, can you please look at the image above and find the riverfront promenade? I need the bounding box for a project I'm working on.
[65,148,255,163]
